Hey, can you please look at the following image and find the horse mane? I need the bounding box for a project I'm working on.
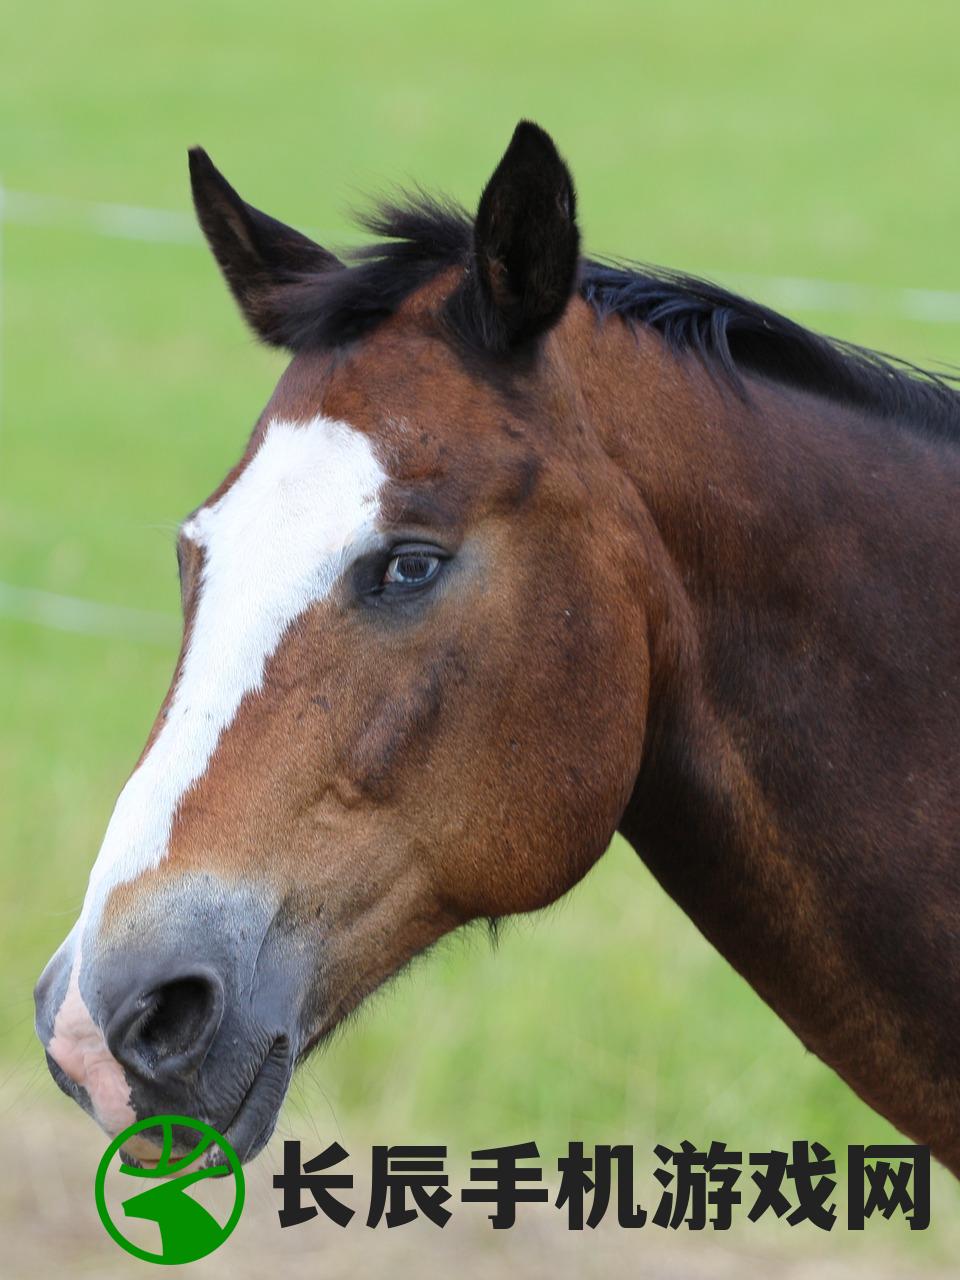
[272,193,960,442]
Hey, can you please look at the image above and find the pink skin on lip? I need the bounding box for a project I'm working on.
[46,952,136,1136]
[120,1133,214,1174]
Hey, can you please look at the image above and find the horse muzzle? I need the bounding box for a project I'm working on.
[34,883,308,1163]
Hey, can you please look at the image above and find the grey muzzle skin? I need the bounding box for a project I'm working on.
[34,881,313,1164]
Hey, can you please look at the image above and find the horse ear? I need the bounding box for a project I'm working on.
[188,147,342,345]
[468,121,580,351]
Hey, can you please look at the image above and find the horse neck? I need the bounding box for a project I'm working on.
[569,315,960,1168]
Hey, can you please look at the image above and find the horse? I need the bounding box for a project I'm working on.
[34,121,960,1173]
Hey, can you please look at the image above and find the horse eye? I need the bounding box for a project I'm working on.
[382,551,442,588]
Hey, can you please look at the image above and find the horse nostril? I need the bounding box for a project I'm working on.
[107,970,224,1080]
[138,977,218,1062]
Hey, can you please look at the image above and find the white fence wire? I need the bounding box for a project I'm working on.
[7,186,960,321]
[2,186,960,644]
[0,582,177,645]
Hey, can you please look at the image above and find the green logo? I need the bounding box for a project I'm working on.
[94,1115,245,1265]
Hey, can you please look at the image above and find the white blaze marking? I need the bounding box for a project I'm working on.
[46,415,386,1128]
[81,414,387,927]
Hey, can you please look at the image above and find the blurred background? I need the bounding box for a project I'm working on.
[2,1,959,1274]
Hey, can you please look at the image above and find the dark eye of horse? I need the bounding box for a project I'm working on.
[382,551,442,588]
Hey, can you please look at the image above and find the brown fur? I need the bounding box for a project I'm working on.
[98,272,960,1171]
[84,126,960,1174]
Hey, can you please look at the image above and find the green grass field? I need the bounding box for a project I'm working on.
[3,0,960,1264]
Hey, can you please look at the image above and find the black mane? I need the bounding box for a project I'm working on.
[274,194,960,441]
